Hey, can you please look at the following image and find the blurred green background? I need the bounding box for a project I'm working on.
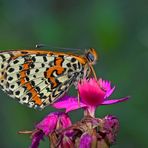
[0,0,147,147]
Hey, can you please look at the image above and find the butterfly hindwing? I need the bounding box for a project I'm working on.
[0,50,86,109]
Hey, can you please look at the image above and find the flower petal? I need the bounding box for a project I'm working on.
[59,113,72,128]
[36,112,72,135]
[60,136,74,147]
[78,78,106,106]
[101,97,129,105]
[104,86,115,99]
[103,115,119,144]
[53,96,87,112]
[36,113,58,136]
[30,130,44,148]
[79,133,92,148]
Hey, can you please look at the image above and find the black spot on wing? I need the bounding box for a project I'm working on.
[26,76,30,81]
[43,56,48,62]
[78,62,81,69]
[17,73,20,78]
[30,63,35,68]
[22,97,27,101]
[8,68,15,73]
[52,90,60,98]
[8,76,13,81]
[28,92,32,99]
[30,80,35,86]
[33,75,36,78]
[13,60,19,64]
[15,90,20,95]
[27,70,30,75]
[66,63,71,67]
[46,87,50,92]
[19,66,23,70]
[68,69,73,73]
[0,55,6,62]
[71,58,76,62]
[42,63,45,67]
[11,85,15,89]
[35,69,39,73]
[32,56,36,62]
[1,64,4,69]
[17,81,21,86]
[35,86,41,92]
[73,64,77,70]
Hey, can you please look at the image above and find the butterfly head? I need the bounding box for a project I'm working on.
[85,48,98,65]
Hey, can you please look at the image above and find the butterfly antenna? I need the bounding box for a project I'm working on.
[35,44,85,54]
[35,44,49,48]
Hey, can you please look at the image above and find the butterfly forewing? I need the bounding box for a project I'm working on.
[0,50,89,109]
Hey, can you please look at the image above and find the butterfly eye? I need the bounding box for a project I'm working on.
[86,52,95,63]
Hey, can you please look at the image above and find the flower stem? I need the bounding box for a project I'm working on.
[84,107,95,117]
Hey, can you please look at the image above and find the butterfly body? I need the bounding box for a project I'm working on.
[0,48,97,109]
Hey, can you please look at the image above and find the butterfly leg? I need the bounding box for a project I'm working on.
[77,91,81,107]
[89,64,97,80]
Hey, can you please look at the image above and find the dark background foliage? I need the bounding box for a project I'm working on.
[0,0,147,147]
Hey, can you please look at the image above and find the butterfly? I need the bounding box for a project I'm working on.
[0,47,98,110]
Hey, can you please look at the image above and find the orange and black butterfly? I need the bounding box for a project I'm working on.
[0,47,98,110]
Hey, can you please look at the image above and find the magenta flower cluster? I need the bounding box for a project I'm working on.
[20,78,128,148]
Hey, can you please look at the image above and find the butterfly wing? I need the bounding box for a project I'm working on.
[0,50,87,110]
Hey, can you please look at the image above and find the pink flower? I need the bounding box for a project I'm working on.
[30,112,72,148]
[30,130,44,148]
[79,133,92,148]
[53,78,129,117]
[36,112,71,136]
[78,78,115,106]
[102,115,119,144]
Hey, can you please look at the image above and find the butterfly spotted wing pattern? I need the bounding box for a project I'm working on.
[0,50,90,110]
